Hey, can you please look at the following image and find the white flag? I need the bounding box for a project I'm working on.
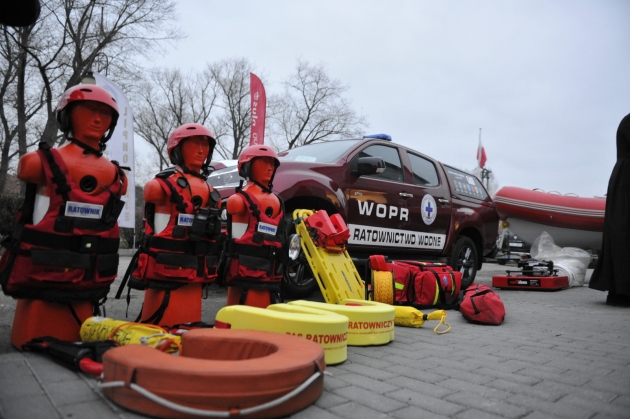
[93,72,135,229]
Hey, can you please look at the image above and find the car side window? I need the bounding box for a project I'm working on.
[359,145,403,182]
[408,153,439,187]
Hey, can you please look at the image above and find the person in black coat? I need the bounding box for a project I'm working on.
[589,112,630,306]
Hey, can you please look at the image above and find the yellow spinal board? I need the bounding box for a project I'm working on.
[293,209,365,304]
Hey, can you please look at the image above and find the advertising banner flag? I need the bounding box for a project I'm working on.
[93,72,135,229]
[477,129,487,168]
[250,73,266,145]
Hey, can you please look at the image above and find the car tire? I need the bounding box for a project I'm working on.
[281,216,318,299]
[497,259,507,266]
[450,236,478,290]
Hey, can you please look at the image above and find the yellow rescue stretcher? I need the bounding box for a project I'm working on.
[214,304,349,365]
[293,209,365,303]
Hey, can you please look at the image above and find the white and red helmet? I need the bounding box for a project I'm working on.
[56,84,119,143]
[167,123,216,170]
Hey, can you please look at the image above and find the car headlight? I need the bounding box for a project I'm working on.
[288,234,302,260]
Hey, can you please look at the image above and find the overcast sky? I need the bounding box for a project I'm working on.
[149,0,630,198]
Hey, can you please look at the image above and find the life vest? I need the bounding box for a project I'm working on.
[126,168,222,291]
[0,142,126,303]
[223,188,285,289]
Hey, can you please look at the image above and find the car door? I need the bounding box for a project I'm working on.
[400,150,452,253]
[346,143,427,255]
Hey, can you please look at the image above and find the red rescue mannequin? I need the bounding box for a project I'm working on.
[0,84,128,349]
[225,145,284,308]
[126,124,221,327]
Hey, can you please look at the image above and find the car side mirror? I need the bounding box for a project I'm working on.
[350,157,386,176]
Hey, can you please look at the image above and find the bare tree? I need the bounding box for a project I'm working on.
[133,67,219,171]
[0,0,181,193]
[268,59,367,151]
[206,58,256,160]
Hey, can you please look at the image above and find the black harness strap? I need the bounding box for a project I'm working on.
[148,236,220,254]
[66,303,84,326]
[17,228,120,254]
[156,177,188,213]
[38,142,71,202]
[236,188,262,220]
[115,248,141,299]
[137,290,171,326]
[225,241,281,259]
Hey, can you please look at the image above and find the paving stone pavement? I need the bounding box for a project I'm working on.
[0,256,629,419]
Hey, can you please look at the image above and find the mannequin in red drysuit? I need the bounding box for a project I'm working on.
[135,123,221,326]
[7,84,127,349]
[226,152,283,308]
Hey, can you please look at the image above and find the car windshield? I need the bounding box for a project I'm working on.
[278,139,362,163]
[207,165,242,188]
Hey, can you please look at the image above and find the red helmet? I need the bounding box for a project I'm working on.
[56,84,119,143]
[167,123,216,168]
[238,145,280,179]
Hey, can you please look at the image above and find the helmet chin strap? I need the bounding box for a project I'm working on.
[69,137,105,157]
[179,163,208,181]
[250,179,272,193]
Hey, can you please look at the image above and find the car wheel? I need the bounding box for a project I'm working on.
[450,236,478,290]
[281,215,318,299]
[497,259,507,266]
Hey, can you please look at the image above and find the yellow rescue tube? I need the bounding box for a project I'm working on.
[394,307,451,334]
[288,299,395,346]
[215,304,349,365]
[80,317,181,353]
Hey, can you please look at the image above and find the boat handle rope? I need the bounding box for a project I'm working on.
[98,370,321,417]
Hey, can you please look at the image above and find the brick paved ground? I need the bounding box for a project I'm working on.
[0,256,628,419]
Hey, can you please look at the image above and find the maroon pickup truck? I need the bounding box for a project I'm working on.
[209,134,499,297]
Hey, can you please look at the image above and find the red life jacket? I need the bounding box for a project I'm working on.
[0,142,126,303]
[128,169,222,290]
[224,189,284,289]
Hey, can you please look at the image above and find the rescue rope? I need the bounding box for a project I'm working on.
[434,311,451,335]
[98,371,321,417]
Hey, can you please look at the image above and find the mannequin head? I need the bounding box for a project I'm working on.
[180,135,211,173]
[237,145,280,189]
[56,84,119,148]
[250,156,276,186]
[69,101,114,147]
[167,123,215,174]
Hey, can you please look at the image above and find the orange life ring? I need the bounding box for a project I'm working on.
[99,328,325,418]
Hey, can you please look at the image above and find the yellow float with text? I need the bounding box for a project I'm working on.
[214,304,348,365]
[288,299,395,346]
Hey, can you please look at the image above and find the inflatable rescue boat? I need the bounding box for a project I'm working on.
[493,186,605,251]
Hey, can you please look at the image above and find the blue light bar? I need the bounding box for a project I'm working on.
[363,134,392,141]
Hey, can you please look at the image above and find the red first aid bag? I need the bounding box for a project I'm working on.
[368,256,462,309]
[459,284,505,325]
[412,269,461,310]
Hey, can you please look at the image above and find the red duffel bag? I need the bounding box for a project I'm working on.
[459,284,505,325]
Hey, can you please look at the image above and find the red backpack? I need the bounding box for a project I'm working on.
[459,284,505,325]
[368,255,462,309]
